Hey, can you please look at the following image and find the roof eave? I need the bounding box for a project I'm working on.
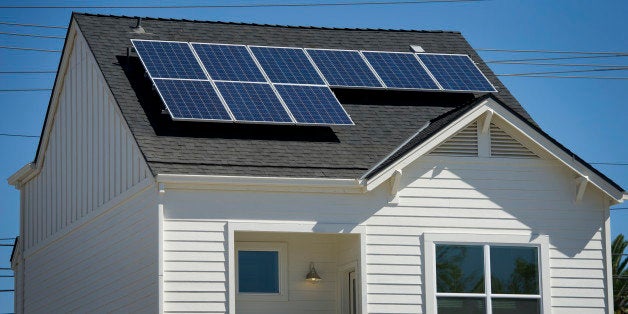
[363,94,625,202]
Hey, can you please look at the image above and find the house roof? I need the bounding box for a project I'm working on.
[70,12,539,180]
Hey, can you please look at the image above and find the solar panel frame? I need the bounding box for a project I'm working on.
[131,39,208,80]
[249,45,327,85]
[304,48,385,88]
[152,78,234,122]
[214,81,295,124]
[361,50,441,91]
[190,42,268,83]
[274,84,354,126]
[416,53,497,92]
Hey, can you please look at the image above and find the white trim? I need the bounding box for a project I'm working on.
[235,241,289,301]
[364,97,624,201]
[156,173,365,194]
[423,232,551,314]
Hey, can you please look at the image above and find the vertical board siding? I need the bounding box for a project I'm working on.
[364,157,607,313]
[23,186,159,314]
[21,35,151,251]
[163,220,228,313]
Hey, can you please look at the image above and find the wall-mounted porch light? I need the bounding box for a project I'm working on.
[305,262,322,282]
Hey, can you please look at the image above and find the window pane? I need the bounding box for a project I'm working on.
[490,246,539,294]
[238,251,279,293]
[437,297,485,314]
[492,298,540,314]
[436,245,484,293]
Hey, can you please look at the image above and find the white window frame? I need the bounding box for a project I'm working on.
[423,233,551,314]
[235,241,288,301]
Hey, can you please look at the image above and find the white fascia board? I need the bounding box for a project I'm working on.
[365,98,625,202]
[156,173,366,193]
[8,20,79,188]
[7,163,35,188]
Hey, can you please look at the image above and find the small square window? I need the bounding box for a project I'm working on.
[238,251,279,293]
[235,242,288,301]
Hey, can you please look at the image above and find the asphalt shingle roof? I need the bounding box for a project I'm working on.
[72,13,536,179]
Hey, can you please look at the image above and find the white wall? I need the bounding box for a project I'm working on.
[20,28,152,251]
[23,184,159,313]
[16,25,157,314]
[162,154,609,314]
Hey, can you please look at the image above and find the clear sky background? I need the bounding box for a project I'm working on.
[0,0,626,311]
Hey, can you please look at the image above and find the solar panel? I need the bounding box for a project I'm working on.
[132,40,207,79]
[153,79,232,121]
[250,46,325,85]
[191,43,266,82]
[306,49,382,88]
[275,85,353,125]
[362,51,439,90]
[417,54,497,92]
[215,82,293,123]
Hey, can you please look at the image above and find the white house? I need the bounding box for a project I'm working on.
[7,13,627,314]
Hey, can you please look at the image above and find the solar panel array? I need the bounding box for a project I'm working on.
[132,39,497,125]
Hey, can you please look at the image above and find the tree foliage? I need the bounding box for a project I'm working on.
[613,234,628,313]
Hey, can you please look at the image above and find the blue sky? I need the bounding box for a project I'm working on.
[0,0,627,311]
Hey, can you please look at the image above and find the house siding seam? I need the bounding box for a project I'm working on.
[160,155,608,314]
[20,32,152,251]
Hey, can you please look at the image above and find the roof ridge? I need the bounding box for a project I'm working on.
[72,11,461,34]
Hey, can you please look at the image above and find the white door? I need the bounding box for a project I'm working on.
[348,271,357,314]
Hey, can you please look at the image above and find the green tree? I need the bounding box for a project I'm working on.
[613,234,628,313]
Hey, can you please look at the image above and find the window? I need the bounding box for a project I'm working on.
[424,234,550,314]
[235,242,288,301]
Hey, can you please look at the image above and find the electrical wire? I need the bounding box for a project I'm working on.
[476,48,628,55]
[0,238,16,241]
[0,21,66,29]
[0,88,51,92]
[497,67,628,76]
[0,0,485,9]
[0,133,40,138]
[0,45,61,52]
[591,162,628,166]
[485,61,628,67]
[0,71,56,74]
[486,55,628,63]
[0,31,65,39]
[496,74,628,80]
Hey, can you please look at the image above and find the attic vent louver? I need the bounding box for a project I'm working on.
[410,45,425,53]
[490,123,538,158]
[430,121,478,156]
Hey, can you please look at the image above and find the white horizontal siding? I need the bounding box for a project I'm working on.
[23,185,159,314]
[21,32,151,251]
[164,220,228,314]
[363,156,608,313]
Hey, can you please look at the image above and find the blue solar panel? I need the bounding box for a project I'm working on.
[250,46,325,85]
[192,43,266,82]
[132,40,207,79]
[306,49,382,87]
[362,51,439,90]
[275,85,353,125]
[417,54,496,92]
[215,82,292,123]
[153,79,232,121]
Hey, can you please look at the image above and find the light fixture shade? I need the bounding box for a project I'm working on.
[306,262,322,282]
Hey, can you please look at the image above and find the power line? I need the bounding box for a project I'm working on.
[0,70,56,74]
[591,162,628,166]
[612,208,628,211]
[0,133,40,138]
[0,88,51,92]
[0,31,65,39]
[496,74,628,80]
[485,61,628,68]
[0,0,485,9]
[0,21,66,29]
[487,55,628,63]
[476,48,628,55]
[0,45,61,53]
[0,244,14,246]
[498,67,628,76]
[0,238,16,241]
